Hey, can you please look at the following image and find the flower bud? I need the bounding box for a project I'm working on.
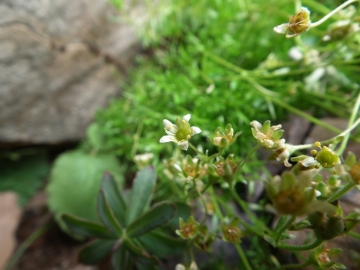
[315,146,340,168]
[176,216,200,239]
[221,218,242,243]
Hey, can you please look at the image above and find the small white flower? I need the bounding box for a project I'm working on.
[134,153,154,169]
[160,114,201,151]
[250,120,285,150]
[175,261,199,270]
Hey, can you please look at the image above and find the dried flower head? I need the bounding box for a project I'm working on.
[274,7,311,38]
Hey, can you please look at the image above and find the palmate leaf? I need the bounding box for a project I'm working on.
[126,166,156,224]
[101,172,127,227]
[123,239,160,266]
[78,239,115,265]
[127,203,176,238]
[97,189,123,237]
[112,243,133,270]
[61,213,115,239]
[138,229,186,258]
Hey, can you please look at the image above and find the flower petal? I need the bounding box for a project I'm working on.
[183,114,191,122]
[250,120,262,130]
[160,135,176,143]
[178,141,189,151]
[190,126,201,136]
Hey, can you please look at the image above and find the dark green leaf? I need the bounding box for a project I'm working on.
[127,203,176,238]
[61,213,115,239]
[138,230,186,257]
[97,190,123,237]
[124,239,159,266]
[112,243,133,270]
[167,202,191,229]
[78,239,114,265]
[101,173,127,227]
[126,166,156,224]
[0,150,49,206]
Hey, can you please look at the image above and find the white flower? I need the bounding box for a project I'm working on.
[175,261,199,270]
[160,114,201,151]
[134,153,154,169]
[250,120,285,150]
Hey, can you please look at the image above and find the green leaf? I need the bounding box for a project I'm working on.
[263,235,276,248]
[112,243,133,270]
[0,150,49,206]
[47,150,124,232]
[87,123,104,150]
[126,166,156,224]
[127,203,176,238]
[98,190,123,237]
[124,239,160,266]
[138,230,186,257]
[78,239,114,265]
[167,202,191,229]
[61,213,115,239]
[101,172,127,227]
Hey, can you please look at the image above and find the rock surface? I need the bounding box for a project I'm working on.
[0,0,142,146]
[0,192,22,269]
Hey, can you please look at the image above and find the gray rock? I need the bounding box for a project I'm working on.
[0,0,142,145]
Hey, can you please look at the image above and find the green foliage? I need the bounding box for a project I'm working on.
[47,150,125,228]
[97,0,359,170]
[0,150,49,206]
[61,168,187,269]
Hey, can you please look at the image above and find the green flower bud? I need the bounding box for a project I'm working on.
[315,146,340,168]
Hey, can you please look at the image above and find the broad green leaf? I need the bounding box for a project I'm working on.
[126,166,156,224]
[127,203,176,238]
[138,229,186,257]
[0,150,49,206]
[101,173,127,227]
[78,239,114,265]
[98,190,123,237]
[47,150,124,232]
[124,239,159,266]
[112,243,133,270]
[61,213,115,239]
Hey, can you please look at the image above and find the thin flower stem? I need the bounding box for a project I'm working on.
[235,244,253,270]
[327,182,356,203]
[5,222,51,270]
[348,231,360,239]
[230,188,271,233]
[203,50,247,74]
[189,142,203,156]
[275,216,296,244]
[337,92,360,155]
[310,0,360,28]
[239,144,262,170]
[277,238,323,250]
[216,197,266,237]
[209,186,224,219]
[207,148,224,162]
